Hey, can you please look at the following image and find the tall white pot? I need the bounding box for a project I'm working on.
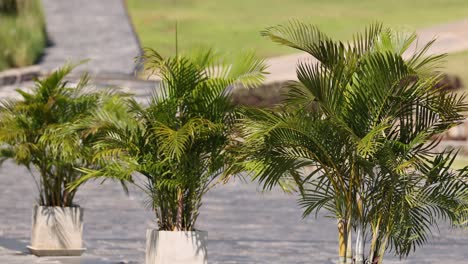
[27,205,85,256]
[146,230,208,264]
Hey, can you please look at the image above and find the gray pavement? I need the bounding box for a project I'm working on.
[39,0,141,76]
[0,160,467,264]
[0,77,158,105]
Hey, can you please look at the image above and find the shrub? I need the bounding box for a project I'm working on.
[70,49,266,230]
[0,0,46,70]
[0,65,113,207]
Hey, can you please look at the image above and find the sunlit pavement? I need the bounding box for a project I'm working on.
[1,160,467,264]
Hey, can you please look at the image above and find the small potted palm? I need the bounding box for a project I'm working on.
[68,49,266,263]
[0,65,111,256]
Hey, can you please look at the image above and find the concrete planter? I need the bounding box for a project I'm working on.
[27,205,85,256]
[146,230,208,264]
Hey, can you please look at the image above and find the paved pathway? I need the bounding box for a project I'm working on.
[39,0,141,77]
[414,19,468,55]
[1,161,467,264]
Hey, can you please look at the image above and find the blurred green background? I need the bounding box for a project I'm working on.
[127,0,468,88]
[1,0,468,90]
[0,0,46,71]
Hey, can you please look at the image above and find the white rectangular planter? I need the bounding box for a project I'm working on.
[146,230,208,264]
[27,205,85,256]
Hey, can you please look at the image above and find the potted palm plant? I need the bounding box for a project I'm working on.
[0,65,111,256]
[232,22,468,264]
[69,49,266,263]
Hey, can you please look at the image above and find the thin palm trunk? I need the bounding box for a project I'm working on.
[369,217,381,263]
[62,178,69,207]
[355,222,365,264]
[346,229,353,264]
[370,238,379,263]
[338,218,347,264]
[175,188,184,231]
[376,233,389,264]
[355,194,365,264]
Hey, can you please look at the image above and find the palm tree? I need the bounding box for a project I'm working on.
[0,65,111,207]
[70,48,267,231]
[233,22,467,263]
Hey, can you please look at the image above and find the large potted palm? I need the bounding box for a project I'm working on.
[69,49,266,263]
[233,22,468,264]
[0,65,111,256]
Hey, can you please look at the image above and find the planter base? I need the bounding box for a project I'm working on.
[26,246,86,257]
[146,230,208,264]
[29,206,85,257]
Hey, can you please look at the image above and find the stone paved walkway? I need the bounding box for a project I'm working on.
[39,0,141,77]
[0,120,464,260]
[0,161,467,264]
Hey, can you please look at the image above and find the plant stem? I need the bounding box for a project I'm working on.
[338,218,347,264]
[355,222,364,264]
[369,217,381,263]
[376,233,389,264]
[175,188,184,231]
[355,193,364,264]
[346,220,353,264]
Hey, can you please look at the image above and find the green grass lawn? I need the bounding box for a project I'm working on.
[0,0,46,71]
[127,0,468,57]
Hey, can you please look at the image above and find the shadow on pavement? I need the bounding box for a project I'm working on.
[0,237,29,255]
